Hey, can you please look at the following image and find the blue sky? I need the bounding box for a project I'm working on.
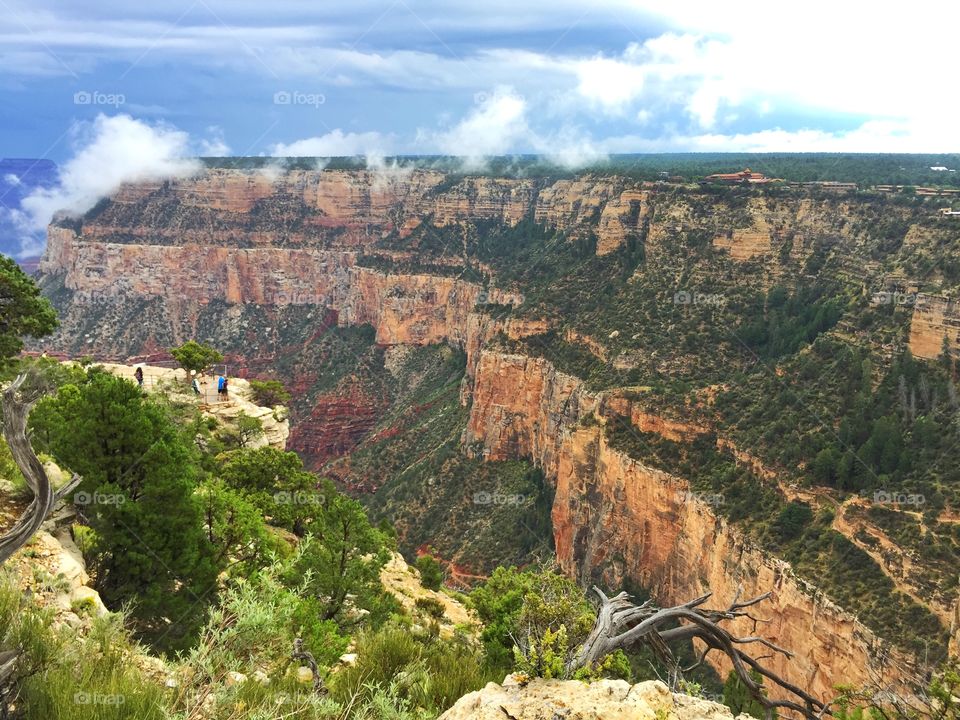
[2,1,959,256]
[3,0,958,162]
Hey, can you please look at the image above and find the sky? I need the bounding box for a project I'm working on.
[1,0,959,255]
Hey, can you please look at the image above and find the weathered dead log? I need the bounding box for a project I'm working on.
[0,371,81,698]
[568,586,830,720]
[292,637,327,695]
[0,372,81,564]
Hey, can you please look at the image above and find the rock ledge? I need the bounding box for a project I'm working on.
[439,676,747,720]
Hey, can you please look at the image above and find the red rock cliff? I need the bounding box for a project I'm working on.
[464,349,918,703]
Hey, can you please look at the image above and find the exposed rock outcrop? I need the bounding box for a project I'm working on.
[9,529,110,629]
[97,362,290,449]
[908,294,960,359]
[379,552,476,638]
[440,676,743,720]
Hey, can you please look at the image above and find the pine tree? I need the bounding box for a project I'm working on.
[723,669,774,719]
[30,369,218,651]
[281,479,391,625]
[0,255,57,365]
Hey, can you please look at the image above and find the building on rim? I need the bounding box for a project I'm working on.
[702,168,779,184]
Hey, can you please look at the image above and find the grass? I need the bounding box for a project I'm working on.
[328,623,496,715]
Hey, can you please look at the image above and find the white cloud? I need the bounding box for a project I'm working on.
[3,173,20,186]
[572,55,646,113]
[19,114,201,245]
[428,87,529,169]
[595,118,956,154]
[5,1,960,153]
[255,162,290,183]
[532,127,607,170]
[8,212,44,257]
[365,153,416,193]
[269,129,391,157]
[414,86,607,170]
[199,126,231,157]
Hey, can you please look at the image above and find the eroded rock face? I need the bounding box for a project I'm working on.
[340,268,483,345]
[10,529,110,625]
[440,676,742,720]
[463,349,916,703]
[909,294,960,359]
[712,222,772,261]
[287,378,386,472]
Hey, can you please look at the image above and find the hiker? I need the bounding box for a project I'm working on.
[191,371,201,396]
[134,366,144,388]
[217,375,228,401]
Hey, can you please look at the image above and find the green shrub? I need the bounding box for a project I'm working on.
[249,378,291,407]
[414,597,446,620]
[329,623,492,715]
[415,555,444,591]
[0,574,167,720]
[469,565,595,676]
[70,596,99,617]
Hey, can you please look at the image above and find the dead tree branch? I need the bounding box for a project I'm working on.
[292,638,327,695]
[0,371,81,697]
[569,586,830,720]
[0,372,81,564]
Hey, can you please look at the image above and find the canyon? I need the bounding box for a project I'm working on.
[33,166,960,703]
[463,350,918,701]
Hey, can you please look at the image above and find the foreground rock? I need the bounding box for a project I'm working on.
[440,676,743,720]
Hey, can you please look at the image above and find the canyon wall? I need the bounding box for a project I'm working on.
[909,294,960,360]
[464,348,917,702]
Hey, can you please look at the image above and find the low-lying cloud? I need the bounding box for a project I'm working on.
[17,114,201,254]
[429,88,529,170]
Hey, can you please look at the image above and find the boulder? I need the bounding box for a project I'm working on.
[439,677,741,720]
[225,671,247,687]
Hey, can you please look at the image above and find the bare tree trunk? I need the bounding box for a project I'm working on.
[568,586,831,720]
[291,638,327,695]
[0,372,80,564]
[0,371,81,698]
